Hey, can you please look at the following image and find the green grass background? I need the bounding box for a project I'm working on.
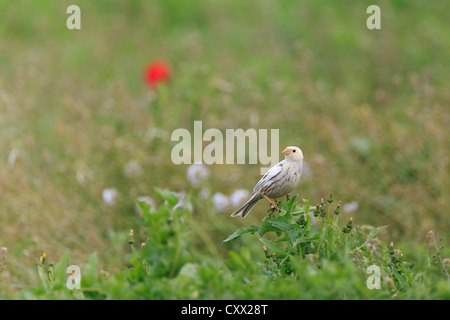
[0,0,449,297]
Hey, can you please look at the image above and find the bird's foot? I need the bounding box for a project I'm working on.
[264,196,280,218]
[264,195,277,206]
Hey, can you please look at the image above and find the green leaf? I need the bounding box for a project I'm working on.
[267,219,302,244]
[52,251,70,289]
[259,219,280,236]
[223,226,259,243]
[391,266,406,291]
[283,194,298,215]
[259,238,286,257]
[266,217,291,232]
[154,187,179,205]
[356,225,389,250]
[81,253,99,288]
[136,199,153,216]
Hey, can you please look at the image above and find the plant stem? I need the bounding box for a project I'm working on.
[297,242,303,259]
[169,220,181,279]
[430,236,449,280]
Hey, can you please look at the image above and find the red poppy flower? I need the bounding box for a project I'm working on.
[143,60,171,89]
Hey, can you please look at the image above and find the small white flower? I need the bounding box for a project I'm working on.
[102,188,119,206]
[365,241,377,251]
[144,128,168,143]
[7,149,21,167]
[173,191,193,213]
[307,212,318,226]
[136,196,156,214]
[212,192,230,213]
[199,188,211,200]
[230,189,250,208]
[76,170,86,184]
[210,77,234,93]
[75,163,93,185]
[124,160,142,178]
[343,201,359,213]
[187,164,210,187]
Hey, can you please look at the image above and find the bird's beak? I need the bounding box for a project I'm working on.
[282,148,290,155]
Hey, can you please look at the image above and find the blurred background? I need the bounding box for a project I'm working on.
[0,0,449,294]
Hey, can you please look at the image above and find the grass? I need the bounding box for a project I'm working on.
[16,194,450,299]
[0,0,449,299]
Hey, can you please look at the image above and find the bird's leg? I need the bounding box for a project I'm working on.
[264,195,276,206]
[286,193,291,201]
[264,195,280,218]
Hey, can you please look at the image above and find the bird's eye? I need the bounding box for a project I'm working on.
[293,150,296,153]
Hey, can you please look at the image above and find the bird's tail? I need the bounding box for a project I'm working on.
[231,194,262,218]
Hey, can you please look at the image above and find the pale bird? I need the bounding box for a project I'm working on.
[231,146,303,218]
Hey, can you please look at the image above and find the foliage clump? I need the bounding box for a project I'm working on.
[20,192,450,300]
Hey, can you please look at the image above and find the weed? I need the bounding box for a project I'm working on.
[426,230,449,280]
[223,194,424,293]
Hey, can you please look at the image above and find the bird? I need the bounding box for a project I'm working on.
[231,146,303,218]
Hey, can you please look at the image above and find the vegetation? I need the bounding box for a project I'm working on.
[0,0,449,299]
[14,193,450,299]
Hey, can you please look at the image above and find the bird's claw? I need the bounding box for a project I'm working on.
[267,201,280,218]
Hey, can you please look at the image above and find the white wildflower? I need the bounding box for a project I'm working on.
[343,201,359,213]
[136,196,157,215]
[76,170,86,184]
[307,211,318,226]
[102,188,119,206]
[7,149,21,167]
[199,188,211,200]
[212,192,230,213]
[173,191,193,213]
[210,77,234,93]
[230,189,250,208]
[124,160,142,178]
[187,164,210,187]
[0,247,7,271]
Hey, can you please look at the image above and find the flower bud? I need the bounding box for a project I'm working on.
[263,245,270,259]
[343,217,353,233]
[389,242,395,255]
[314,201,320,217]
[297,214,307,226]
[41,252,47,263]
[327,194,334,204]
[128,229,134,245]
[320,206,326,218]
[334,201,341,215]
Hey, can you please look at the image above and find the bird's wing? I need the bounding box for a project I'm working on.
[253,160,285,192]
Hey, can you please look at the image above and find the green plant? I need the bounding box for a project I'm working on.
[21,191,450,300]
[426,230,449,280]
[127,188,193,281]
[223,193,421,293]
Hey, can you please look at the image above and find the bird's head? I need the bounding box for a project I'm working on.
[282,146,303,162]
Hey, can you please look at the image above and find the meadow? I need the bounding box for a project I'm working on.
[0,0,449,299]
